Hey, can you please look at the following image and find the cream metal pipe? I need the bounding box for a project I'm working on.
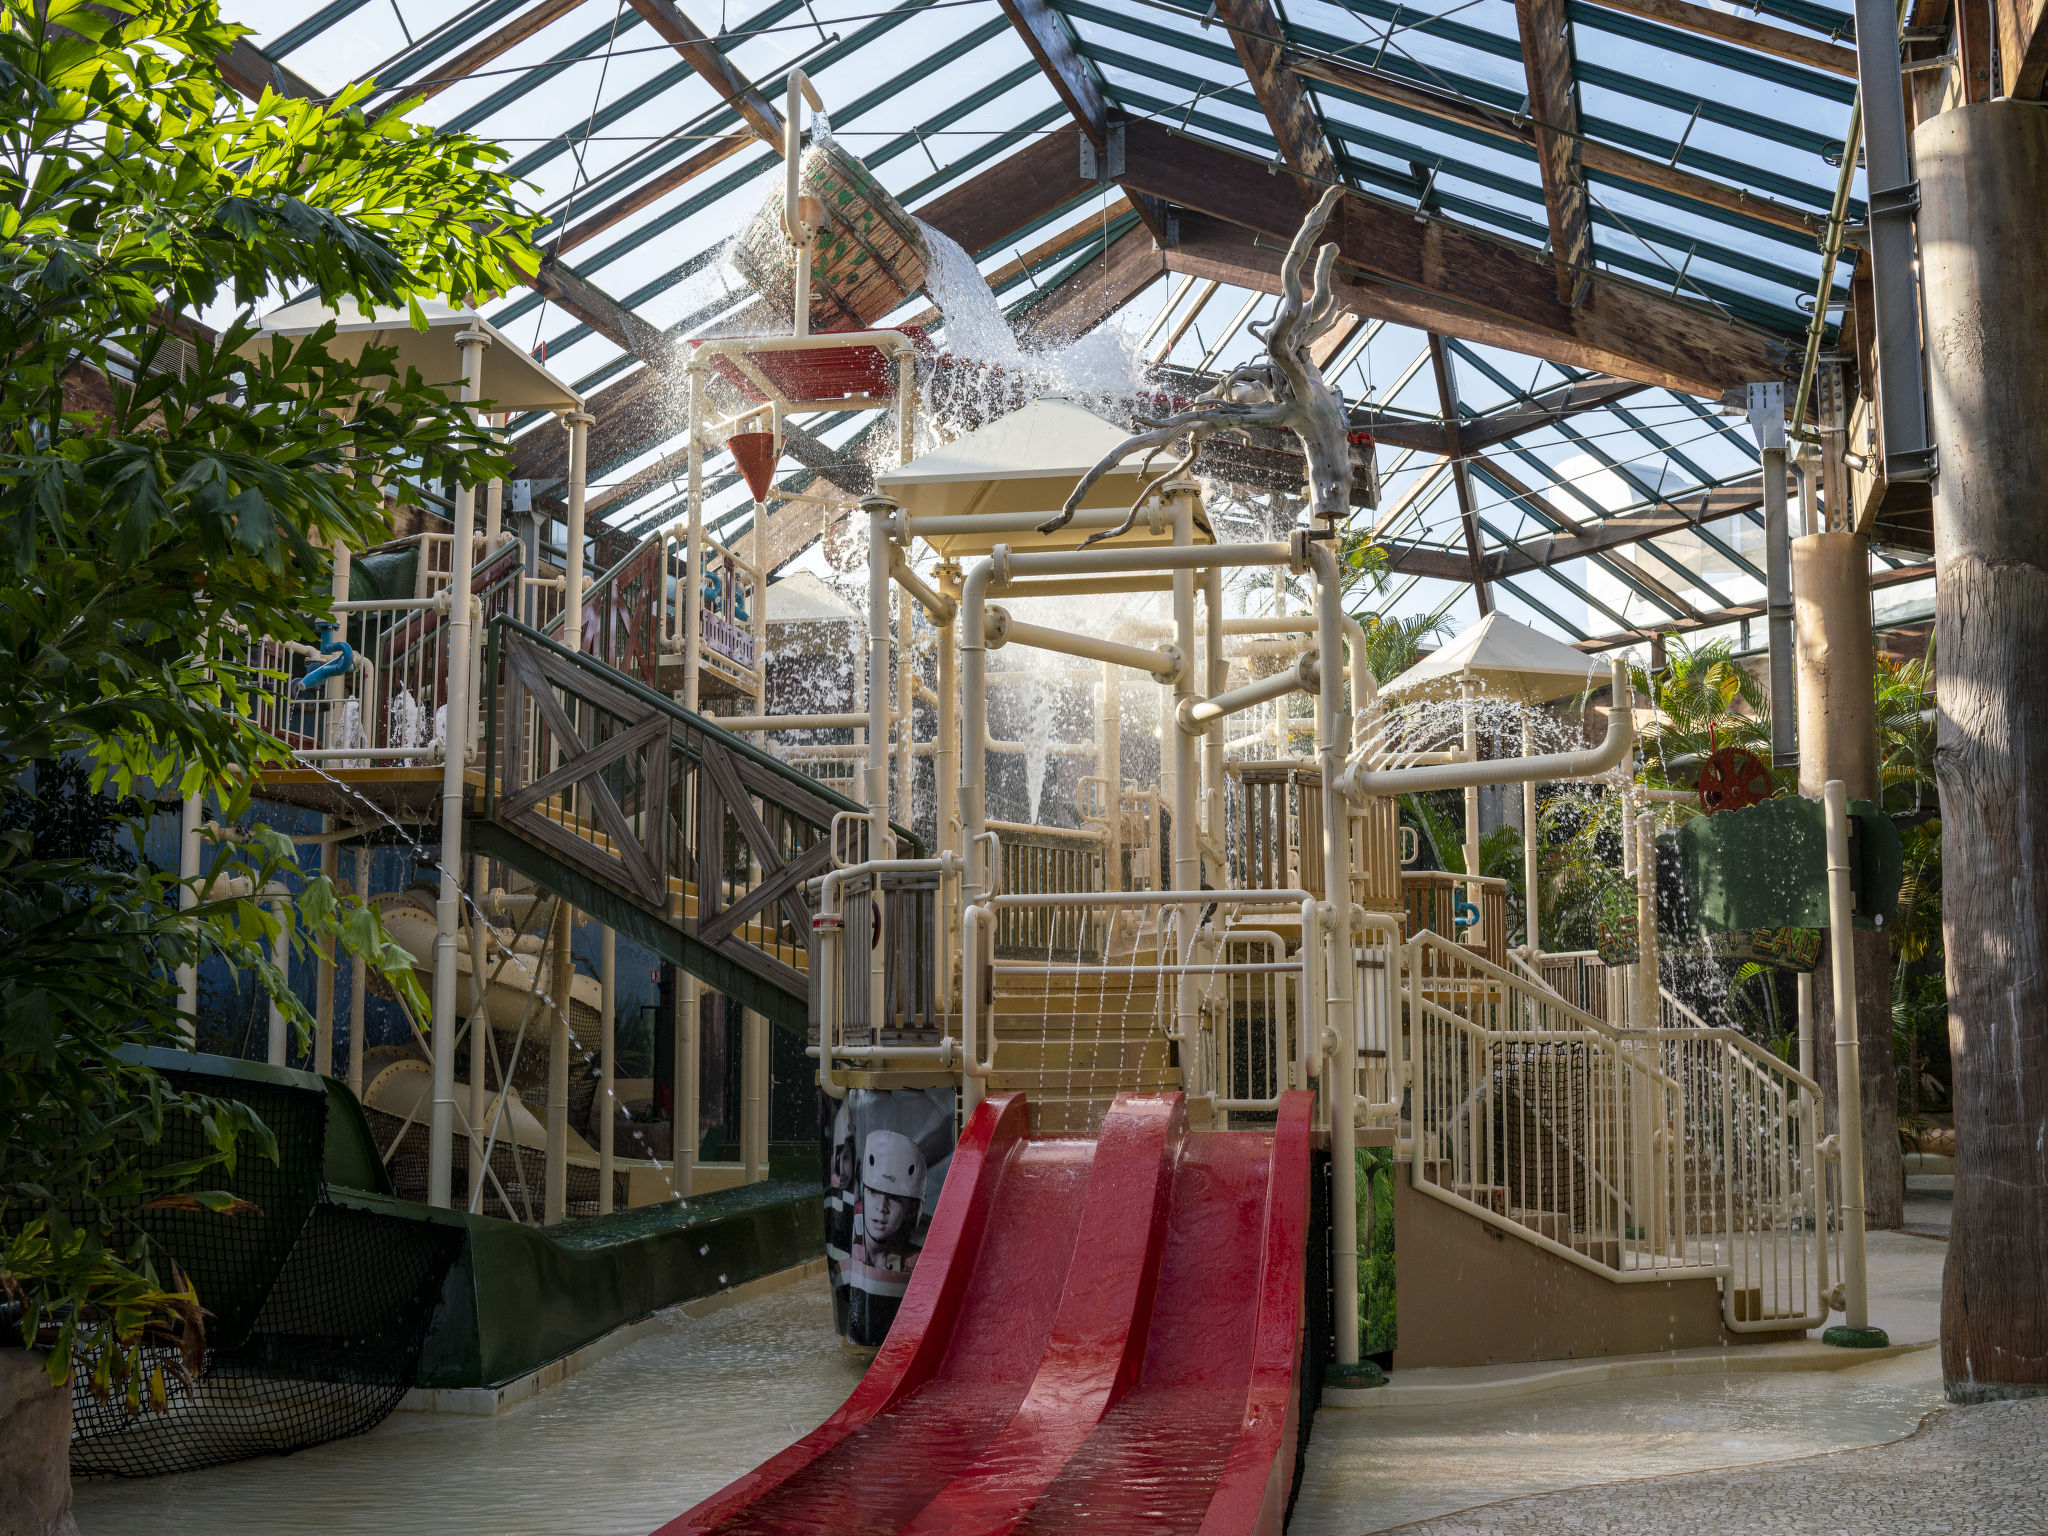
[1636,812,1659,1032]
[1797,970,1815,1084]
[267,915,291,1067]
[864,499,893,1035]
[545,906,571,1226]
[981,576,1174,600]
[1179,653,1319,731]
[684,367,704,714]
[347,846,367,1100]
[959,559,996,898]
[1337,662,1634,798]
[467,854,489,1209]
[598,926,615,1215]
[983,606,1180,680]
[316,837,338,1075]
[428,326,490,1209]
[743,1007,764,1184]
[889,548,957,622]
[1169,487,1203,1097]
[903,507,1148,538]
[897,585,914,827]
[1100,660,1122,891]
[1462,679,1481,947]
[1201,568,1226,870]
[936,563,961,1007]
[177,790,201,1032]
[562,410,593,654]
[722,712,876,732]
[1304,538,1361,1372]
[1522,719,1540,960]
[989,540,1293,580]
[1823,779,1874,1336]
[676,971,698,1197]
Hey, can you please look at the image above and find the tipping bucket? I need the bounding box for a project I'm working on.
[728,138,929,334]
[728,430,779,502]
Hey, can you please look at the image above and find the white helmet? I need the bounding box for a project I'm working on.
[862,1129,926,1200]
[832,1103,853,1152]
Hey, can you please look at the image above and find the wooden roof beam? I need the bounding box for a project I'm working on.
[1213,0,1343,181]
[1998,0,2048,94]
[1015,226,1167,342]
[1574,561,1932,651]
[624,0,786,150]
[1285,49,1825,238]
[1514,0,1595,307]
[1140,155,1792,397]
[997,0,1109,144]
[1574,0,1860,76]
[409,0,591,103]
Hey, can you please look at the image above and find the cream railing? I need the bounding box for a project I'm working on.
[1403,930,1837,1332]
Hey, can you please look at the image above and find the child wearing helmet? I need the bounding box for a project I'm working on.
[852,1128,925,1276]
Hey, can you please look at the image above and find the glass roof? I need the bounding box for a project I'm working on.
[223,0,1927,653]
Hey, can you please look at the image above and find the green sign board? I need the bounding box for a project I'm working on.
[1678,795,1902,937]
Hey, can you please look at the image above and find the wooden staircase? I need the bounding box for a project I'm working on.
[983,934,1189,1133]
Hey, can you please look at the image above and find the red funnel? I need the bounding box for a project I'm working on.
[728,430,779,503]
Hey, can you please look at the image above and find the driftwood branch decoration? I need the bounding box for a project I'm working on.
[1039,184,1354,548]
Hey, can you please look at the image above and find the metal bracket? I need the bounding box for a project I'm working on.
[1867,181,1921,218]
[1078,120,1126,182]
[1883,445,1939,484]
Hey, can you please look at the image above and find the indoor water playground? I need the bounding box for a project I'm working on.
[4,2,2045,1533]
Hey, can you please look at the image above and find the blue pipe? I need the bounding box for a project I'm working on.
[297,622,355,693]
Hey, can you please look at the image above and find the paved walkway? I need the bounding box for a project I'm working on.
[1379,1397,2048,1535]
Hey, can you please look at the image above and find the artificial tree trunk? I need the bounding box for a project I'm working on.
[0,1350,75,1536]
[1919,99,2048,1402]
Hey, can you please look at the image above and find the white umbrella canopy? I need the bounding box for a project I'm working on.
[1381,612,1605,707]
[875,395,1215,558]
[246,294,584,414]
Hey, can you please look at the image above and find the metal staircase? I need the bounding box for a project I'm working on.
[1399,929,1841,1333]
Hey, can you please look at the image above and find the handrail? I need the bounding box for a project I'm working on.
[486,615,924,857]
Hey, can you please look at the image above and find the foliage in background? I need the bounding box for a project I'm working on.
[0,0,538,1395]
[1347,610,1453,686]
[1357,1146,1396,1358]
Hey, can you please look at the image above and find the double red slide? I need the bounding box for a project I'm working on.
[655,1088,1316,1536]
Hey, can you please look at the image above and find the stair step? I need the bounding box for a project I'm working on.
[992,1039,1175,1071]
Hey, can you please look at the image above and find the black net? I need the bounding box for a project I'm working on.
[69,1068,463,1478]
[1288,1145,1333,1523]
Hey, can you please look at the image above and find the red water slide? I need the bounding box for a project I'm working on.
[654,1088,1315,1536]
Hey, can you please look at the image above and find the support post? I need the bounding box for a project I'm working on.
[315,838,336,1076]
[1168,485,1202,1098]
[429,326,489,1209]
[898,584,915,827]
[267,909,290,1067]
[348,846,367,1100]
[1635,811,1659,1028]
[864,498,894,1038]
[1100,659,1122,891]
[742,1007,764,1185]
[1794,530,1902,1228]
[598,925,615,1215]
[675,974,699,1198]
[1917,98,2048,1399]
[1307,536,1367,1383]
[177,791,202,1039]
[1821,779,1885,1347]
[685,367,705,715]
[936,561,961,1010]
[546,904,572,1226]
[467,857,490,1209]
[1461,677,1481,946]
[1850,0,1935,483]
[1522,718,1539,959]
[563,410,593,654]
[1201,567,1227,886]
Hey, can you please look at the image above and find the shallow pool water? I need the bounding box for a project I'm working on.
[1291,1348,1945,1535]
[71,1283,866,1536]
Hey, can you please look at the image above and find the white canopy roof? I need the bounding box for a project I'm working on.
[248,294,584,414]
[1382,612,1604,706]
[874,396,1214,556]
[766,570,860,622]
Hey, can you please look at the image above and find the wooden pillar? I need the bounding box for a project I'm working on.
[1919,99,2048,1401]
[1793,530,1902,1230]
